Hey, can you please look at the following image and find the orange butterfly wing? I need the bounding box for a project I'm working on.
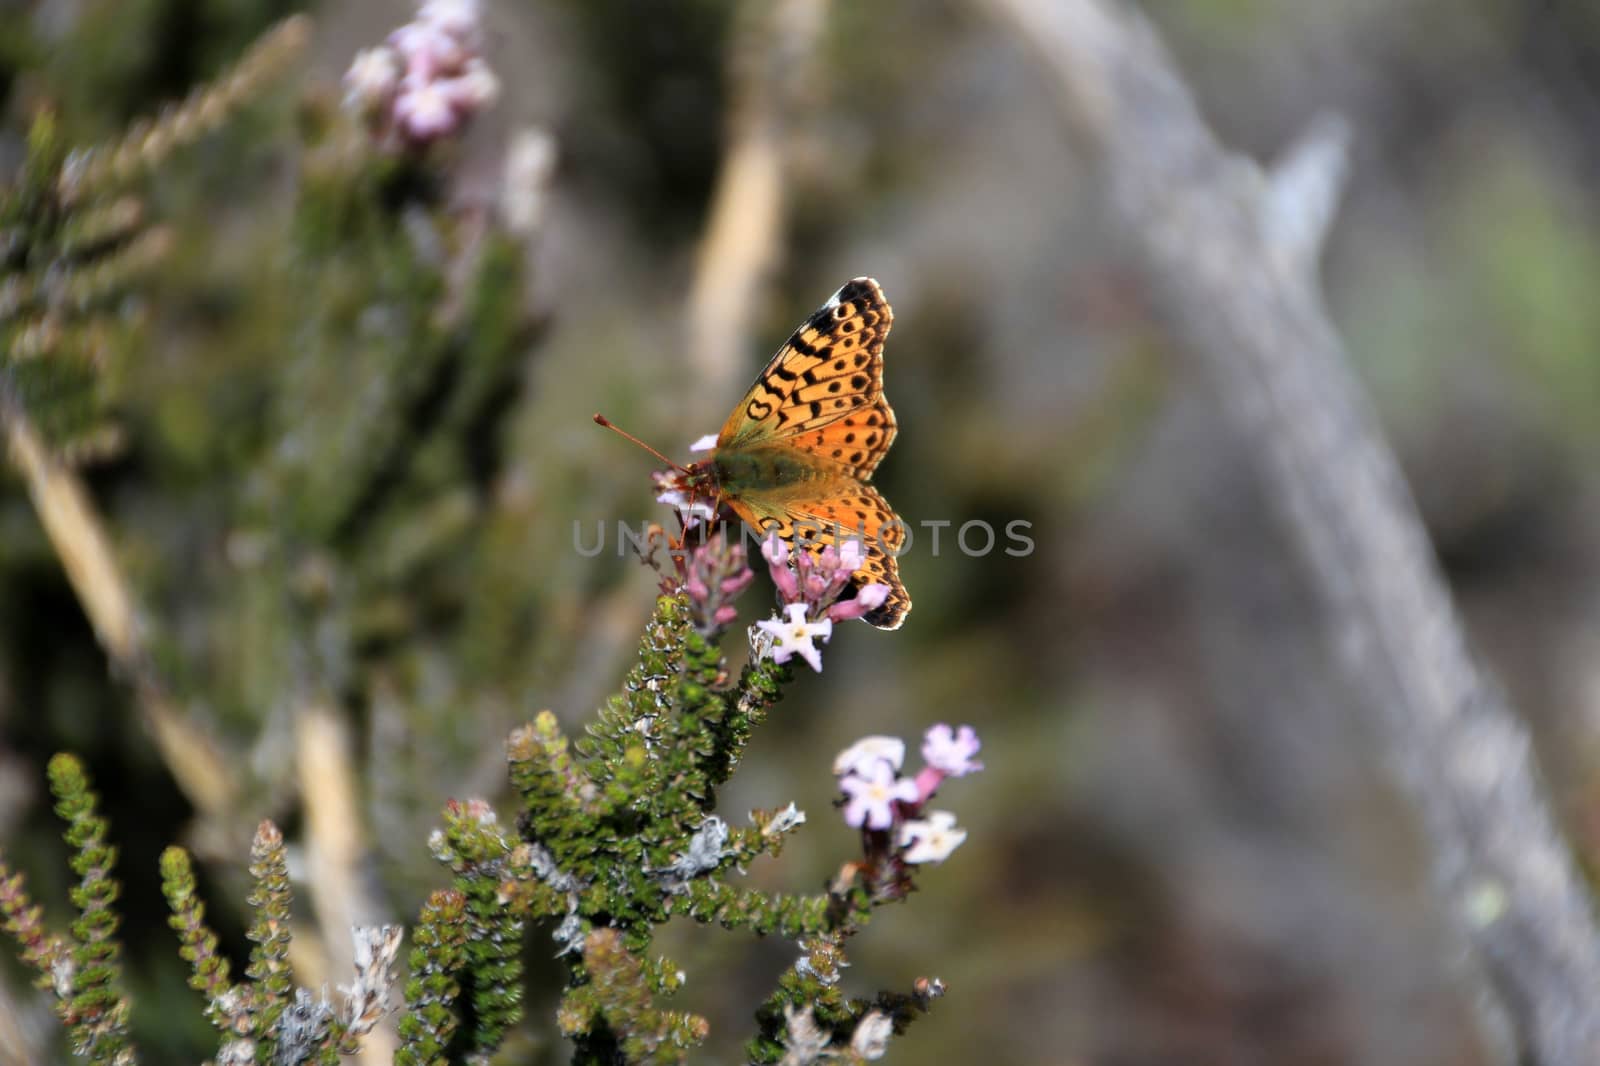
[714,278,910,629]
[717,277,897,477]
[722,480,910,630]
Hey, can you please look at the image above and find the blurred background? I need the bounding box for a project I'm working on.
[3,0,1599,1062]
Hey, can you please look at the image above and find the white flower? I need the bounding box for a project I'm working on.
[656,488,716,528]
[832,735,905,777]
[899,810,967,864]
[689,433,719,453]
[836,538,866,571]
[501,127,557,235]
[755,603,832,672]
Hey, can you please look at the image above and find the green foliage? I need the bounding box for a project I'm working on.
[243,820,293,1058]
[0,859,67,990]
[49,753,135,1066]
[159,829,404,1065]
[557,929,708,1065]
[432,800,526,1057]
[159,846,236,1034]
[1,547,949,1064]
[395,889,470,1066]
[0,16,308,454]
[0,109,147,451]
[0,756,142,1065]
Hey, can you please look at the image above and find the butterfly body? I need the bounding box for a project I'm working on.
[704,445,832,494]
[672,277,911,629]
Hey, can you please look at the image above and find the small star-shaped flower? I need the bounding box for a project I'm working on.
[921,723,983,777]
[840,760,918,830]
[899,810,967,864]
[756,603,832,671]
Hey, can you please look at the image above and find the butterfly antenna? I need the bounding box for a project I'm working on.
[592,413,691,473]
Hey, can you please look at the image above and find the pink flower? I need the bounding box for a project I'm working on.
[418,0,483,40]
[921,724,983,777]
[390,21,464,77]
[432,58,500,111]
[761,532,789,566]
[840,761,918,830]
[762,532,880,623]
[762,533,800,603]
[826,582,890,623]
[346,0,498,150]
[394,81,459,141]
[678,534,752,635]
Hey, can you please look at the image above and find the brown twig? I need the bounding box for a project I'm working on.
[978,1,1600,1063]
[1,398,235,821]
[0,976,41,1066]
[295,704,396,1066]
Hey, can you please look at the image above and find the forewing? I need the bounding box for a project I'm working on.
[718,277,897,478]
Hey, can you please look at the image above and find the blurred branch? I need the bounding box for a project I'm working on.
[686,0,829,401]
[0,977,41,1066]
[296,705,395,1066]
[0,398,235,820]
[58,14,311,204]
[1264,114,1352,279]
[979,0,1600,1063]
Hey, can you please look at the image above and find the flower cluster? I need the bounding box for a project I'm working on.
[750,535,892,672]
[679,534,755,635]
[343,0,500,146]
[835,724,982,865]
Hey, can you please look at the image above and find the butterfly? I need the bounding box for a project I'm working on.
[630,278,910,629]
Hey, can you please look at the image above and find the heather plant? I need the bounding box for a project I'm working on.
[0,5,982,1063]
